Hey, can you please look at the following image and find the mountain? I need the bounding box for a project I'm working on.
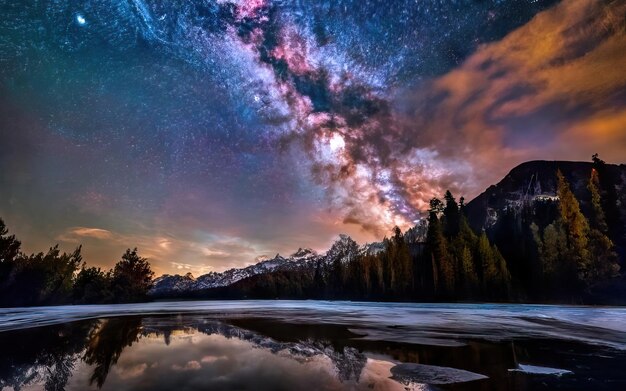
[465,160,626,231]
[464,159,626,302]
[152,159,626,303]
[150,237,384,297]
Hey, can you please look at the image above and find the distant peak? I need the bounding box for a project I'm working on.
[254,255,270,263]
[331,234,356,247]
[291,247,317,258]
[326,234,359,262]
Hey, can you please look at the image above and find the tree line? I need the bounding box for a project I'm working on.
[0,222,154,307]
[1,156,623,306]
[205,191,513,302]
[493,155,623,302]
[199,159,622,304]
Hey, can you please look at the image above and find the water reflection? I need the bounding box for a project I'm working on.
[0,314,624,390]
[84,318,142,388]
[0,321,92,391]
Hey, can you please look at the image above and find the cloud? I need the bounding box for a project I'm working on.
[57,227,114,242]
[170,262,214,276]
[202,248,230,258]
[113,363,148,379]
[170,262,195,271]
[201,355,226,364]
[172,360,202,371]
[56,223,274,275]
[393,0,626,197]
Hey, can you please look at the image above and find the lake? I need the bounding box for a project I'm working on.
[0,301,625,390]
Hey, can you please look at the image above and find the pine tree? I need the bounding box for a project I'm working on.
[587,169,620,281]
[0,218,21,302]
[588,169,609,234]
[492,245,512,300]
[313,260,326,298]
[477,232,495,293]
[556,170,591,281]
[476,232,511,300]
[443,191,460,238]
[0,218,21,264]
[392,226,413,297]
[459,245,478,297]
[592,154,623,246]
[111,248,154,303]
[74,266,112,304]
[426,199,454,297]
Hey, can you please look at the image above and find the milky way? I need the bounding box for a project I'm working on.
[1,0,625,274]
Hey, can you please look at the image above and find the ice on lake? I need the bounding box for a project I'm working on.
[1,301,625,390]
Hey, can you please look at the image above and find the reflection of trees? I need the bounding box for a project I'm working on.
[83,317,143,388]
[0,317,143,390]
[0,321,93,391]
[0,315,526,390]
[42,354,75,391]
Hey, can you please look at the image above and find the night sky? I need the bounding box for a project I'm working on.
[1,0,625,276]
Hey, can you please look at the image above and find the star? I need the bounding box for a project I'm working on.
[76,14,86,26]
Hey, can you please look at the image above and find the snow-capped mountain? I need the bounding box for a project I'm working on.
[150,236,385,297]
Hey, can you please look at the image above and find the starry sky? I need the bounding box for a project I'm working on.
[1,0,625,276]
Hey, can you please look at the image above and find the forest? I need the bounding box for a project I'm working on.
[0,223,154,307]
[198,159,624,304]
[0,158,624,307]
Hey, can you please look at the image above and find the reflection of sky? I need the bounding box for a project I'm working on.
[4,304,626,390]
[1,0,625,275]
[62,331,405,391]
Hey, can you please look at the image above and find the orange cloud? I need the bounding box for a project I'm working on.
[55,225,274,275]
[57,227,114,242]
[394,0,626,209]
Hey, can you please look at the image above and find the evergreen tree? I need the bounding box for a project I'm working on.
[3,245,83,306]
[426,198,454,297]
[476,232,510,300]
[556,170,592,281]
[588,168,609,234]
[477,232,495,292]
[391,226,413,298]
[329,257,345,298]
[587,168,620,282]
[0,218,21,300]
[587,229,620,282]
[531,170,619,299]
[443,191,460,238]
[313,260,326,298]
[0,218,21,264]
[39,245,83,304]
[74,266,112,304]
[459,245,478,297]
[592,154,623,247]
[111,248,154,303]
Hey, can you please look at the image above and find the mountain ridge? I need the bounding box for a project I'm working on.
[465,160,626,231]
[152,159,626,299]
[150,236,385,297]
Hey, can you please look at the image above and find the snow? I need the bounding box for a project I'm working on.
[391,363,488,385]
[150,235,362,296]
[509,364,573,376]
[1,301,625,352]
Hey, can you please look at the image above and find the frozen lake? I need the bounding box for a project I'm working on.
[1,301,625,390]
